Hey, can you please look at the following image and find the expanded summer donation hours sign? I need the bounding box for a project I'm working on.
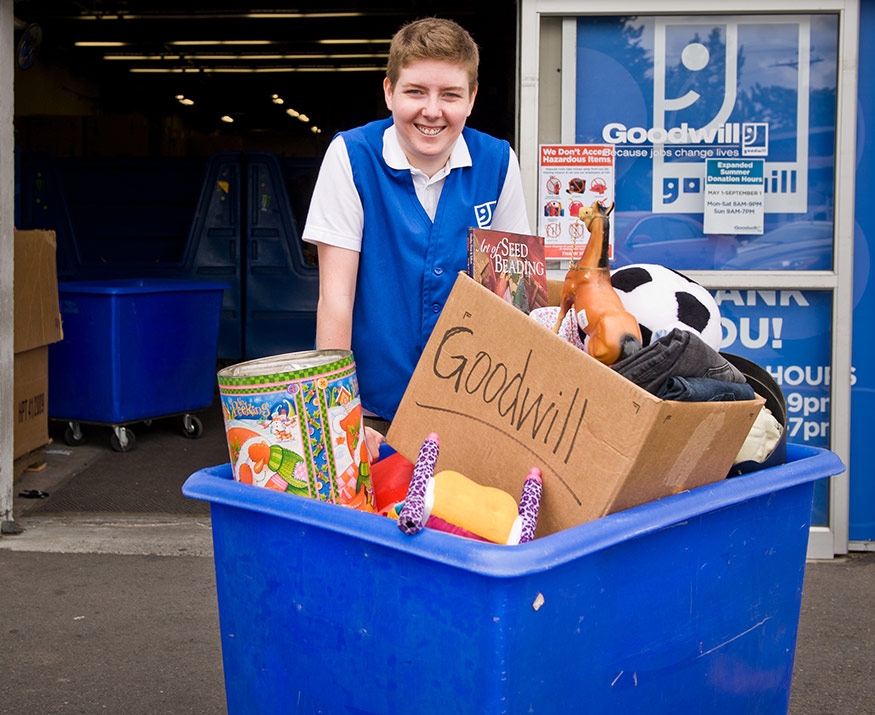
[703,158,765,235]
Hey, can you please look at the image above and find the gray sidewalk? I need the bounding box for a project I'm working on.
[2,411,873,714]
[0,543,226,715]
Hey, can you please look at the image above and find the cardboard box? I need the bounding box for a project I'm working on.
[388,273,764,537]
[14,230,63,458]
[14,230,63,354]
[13,347,49,458]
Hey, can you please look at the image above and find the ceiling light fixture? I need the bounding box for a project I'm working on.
[103,52,387,62]
[244,12,363,19]
[127,66,386,74]
[129,67,199,73]
[318,39,392,45]
[167,54,288,61]
[104,54,181,60]
[220,115,234,123]
[74,41,128,47]
[287,109,313,125]
[168,40,274,46]
[73,11,364,21]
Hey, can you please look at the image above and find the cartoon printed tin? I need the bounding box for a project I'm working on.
[217,350,373,511]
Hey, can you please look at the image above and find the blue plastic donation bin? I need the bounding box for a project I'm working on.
[49,279,226,446]
[182,443,844,714]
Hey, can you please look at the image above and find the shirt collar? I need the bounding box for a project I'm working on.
[382,124,472,174]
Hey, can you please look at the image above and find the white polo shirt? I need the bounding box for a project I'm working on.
[302,124,531,252]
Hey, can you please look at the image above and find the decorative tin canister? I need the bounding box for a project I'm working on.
[217,350,374,511]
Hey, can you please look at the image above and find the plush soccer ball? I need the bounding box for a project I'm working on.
[609,264,723,351]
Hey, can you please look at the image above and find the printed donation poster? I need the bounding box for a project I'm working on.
[703,158,765,234]
[538,145,616,261]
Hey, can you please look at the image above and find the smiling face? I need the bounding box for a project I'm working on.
[384,59,477,178]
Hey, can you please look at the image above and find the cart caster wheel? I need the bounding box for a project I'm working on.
[181,414,204,440]
[110,428,136,453]
[64,423,87,446]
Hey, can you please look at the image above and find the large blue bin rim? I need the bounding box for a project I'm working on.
[58,278,230,295]
[183,443,844,578]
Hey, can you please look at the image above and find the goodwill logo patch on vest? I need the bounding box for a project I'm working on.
[474,201,496,228]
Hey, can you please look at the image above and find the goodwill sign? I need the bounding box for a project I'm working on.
[574,15,838,218]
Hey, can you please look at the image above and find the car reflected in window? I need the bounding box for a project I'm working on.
[723,220,833,270]
[609,213,833,271]
[611,212,738,270]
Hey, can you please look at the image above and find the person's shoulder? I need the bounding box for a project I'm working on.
[462,125,509,149]
[462,127,510,165]
[342,117,393,142]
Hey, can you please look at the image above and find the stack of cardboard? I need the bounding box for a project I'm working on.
[14,229,63,460]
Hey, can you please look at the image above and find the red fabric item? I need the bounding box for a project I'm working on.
[371,451,414,513]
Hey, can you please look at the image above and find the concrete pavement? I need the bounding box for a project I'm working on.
[0,544,226,715]
[2,440,225,714]
[0,513,213,557]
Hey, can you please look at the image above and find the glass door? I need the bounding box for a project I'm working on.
[519,0,859,557]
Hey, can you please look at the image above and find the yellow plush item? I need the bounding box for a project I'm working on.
[429,470,520,544]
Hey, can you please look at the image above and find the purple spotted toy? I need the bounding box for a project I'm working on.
[397,432,543,544]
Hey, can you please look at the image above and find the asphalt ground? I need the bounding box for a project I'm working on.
[1,401,873,714]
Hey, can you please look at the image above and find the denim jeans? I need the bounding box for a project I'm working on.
[656,375,756,402]
[612,328,747,395]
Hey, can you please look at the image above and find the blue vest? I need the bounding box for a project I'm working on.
[342,118,510,420]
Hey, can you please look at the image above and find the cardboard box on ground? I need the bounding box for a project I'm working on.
[13,230,63,460]
[387,273,764,538]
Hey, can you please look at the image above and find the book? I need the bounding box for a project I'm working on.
[467,227,549,314]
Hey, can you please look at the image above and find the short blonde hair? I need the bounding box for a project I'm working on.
[385,17,479,94]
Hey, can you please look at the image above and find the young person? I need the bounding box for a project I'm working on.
[302,16,531,449]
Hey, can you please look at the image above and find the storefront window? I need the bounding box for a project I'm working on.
[717,287,833,524]
[574,14,839,271]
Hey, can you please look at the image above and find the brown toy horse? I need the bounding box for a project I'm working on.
[551,200,642,365]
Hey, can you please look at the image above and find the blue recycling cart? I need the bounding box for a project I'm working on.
[49,278,226,451]
[183,443,844,714]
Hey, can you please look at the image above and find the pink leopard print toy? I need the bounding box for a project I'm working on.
[397,432,543,544]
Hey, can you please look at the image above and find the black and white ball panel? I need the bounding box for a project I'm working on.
[610,264,722,351]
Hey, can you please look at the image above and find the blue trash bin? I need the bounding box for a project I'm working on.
[50,278,226,449]
[183,443,844,715]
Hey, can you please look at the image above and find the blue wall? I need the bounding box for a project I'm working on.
[850,0,875,541]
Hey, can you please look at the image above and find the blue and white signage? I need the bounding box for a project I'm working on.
[703,158,764,234]
[575,14,838,271]
[716,288,833,525]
